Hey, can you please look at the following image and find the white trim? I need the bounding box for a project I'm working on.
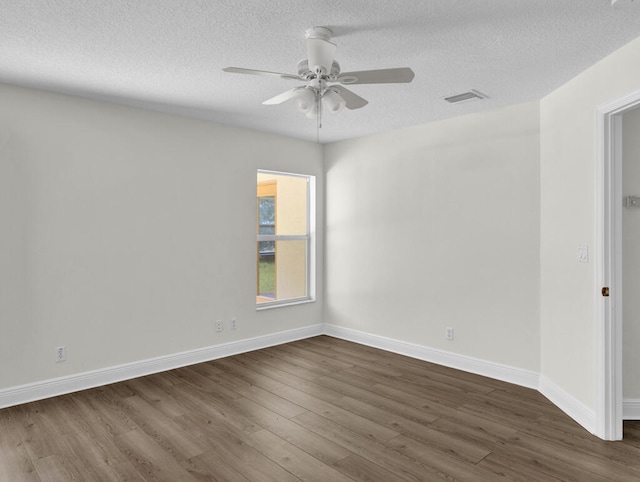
[256,298,316,311]
[256,170,316,309]
[324,324,539,390]
[539,376,596,435]
[595,88,640,440]
[623,399,640,420]
[0,324,323,410]
[0,320,629,438]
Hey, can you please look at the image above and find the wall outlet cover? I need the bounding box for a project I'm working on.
[55,346,66,362]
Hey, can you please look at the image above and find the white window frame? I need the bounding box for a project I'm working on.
[256,169,316,309]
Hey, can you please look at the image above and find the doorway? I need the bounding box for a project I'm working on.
[596,89,640,440]
[622,106,640,421]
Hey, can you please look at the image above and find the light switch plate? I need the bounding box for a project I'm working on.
[625,196,640,208]
[578,245,589,263]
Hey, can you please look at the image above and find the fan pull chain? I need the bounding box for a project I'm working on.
[316,91,322,144]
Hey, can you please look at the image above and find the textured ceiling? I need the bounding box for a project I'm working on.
[1,1,640,143]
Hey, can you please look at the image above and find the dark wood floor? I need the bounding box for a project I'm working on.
[2,336,640,481]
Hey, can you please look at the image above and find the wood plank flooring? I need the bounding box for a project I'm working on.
[2,335,640,481]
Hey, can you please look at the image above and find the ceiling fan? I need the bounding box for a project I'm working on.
[222,27,415,123]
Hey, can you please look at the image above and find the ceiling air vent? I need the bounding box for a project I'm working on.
[444,90,488,104]
[612,0,638,8]
[612,0,639,10]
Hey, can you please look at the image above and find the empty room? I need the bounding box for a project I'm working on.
[3,1,640,480]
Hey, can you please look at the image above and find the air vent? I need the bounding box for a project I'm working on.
[444,90,488,104]
[612,0,638,8]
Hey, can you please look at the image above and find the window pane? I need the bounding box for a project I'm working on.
[258,196,275,234]
[257,246,276,302]
[274,239,307,299]
[258,239,274,256]
[256,240,307,304]
[273,175,307,236]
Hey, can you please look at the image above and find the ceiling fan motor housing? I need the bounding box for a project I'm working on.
[297,59,340,80]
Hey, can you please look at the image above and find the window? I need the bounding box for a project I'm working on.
[257,170,315,307]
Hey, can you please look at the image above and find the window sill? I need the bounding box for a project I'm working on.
[256,298,316,311]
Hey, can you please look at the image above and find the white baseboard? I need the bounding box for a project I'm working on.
[325,324,601,435]
[0,321,608,439]
[538,376,596,434]
[623,399,640,420]
[324,324,540,389]
[0,324,323,410]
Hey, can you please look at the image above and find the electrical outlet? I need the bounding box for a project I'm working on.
[55,346,66,362]
[446,327,454,341]
[215,320,223,332]
[231,318,237,330]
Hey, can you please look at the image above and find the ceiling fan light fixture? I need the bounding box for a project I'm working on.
[294,87,316,113]
[323,89,346,114]
[305,100,319,119]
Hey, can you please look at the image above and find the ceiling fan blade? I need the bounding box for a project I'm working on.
[337,67,415,85]
[331,86,368,110]
[222,67,300,81]
[306,37,336,74]
[263,88,304,105]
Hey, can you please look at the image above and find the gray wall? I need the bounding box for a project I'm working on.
[540,34,640,411]
[324,102,541,372]
[0,83,324,389]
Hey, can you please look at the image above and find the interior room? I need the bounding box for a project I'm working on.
[3,1,640,479]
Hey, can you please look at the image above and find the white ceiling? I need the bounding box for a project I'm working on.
[2,1,640,143]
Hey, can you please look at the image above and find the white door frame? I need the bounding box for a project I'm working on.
[595,89,640,440]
